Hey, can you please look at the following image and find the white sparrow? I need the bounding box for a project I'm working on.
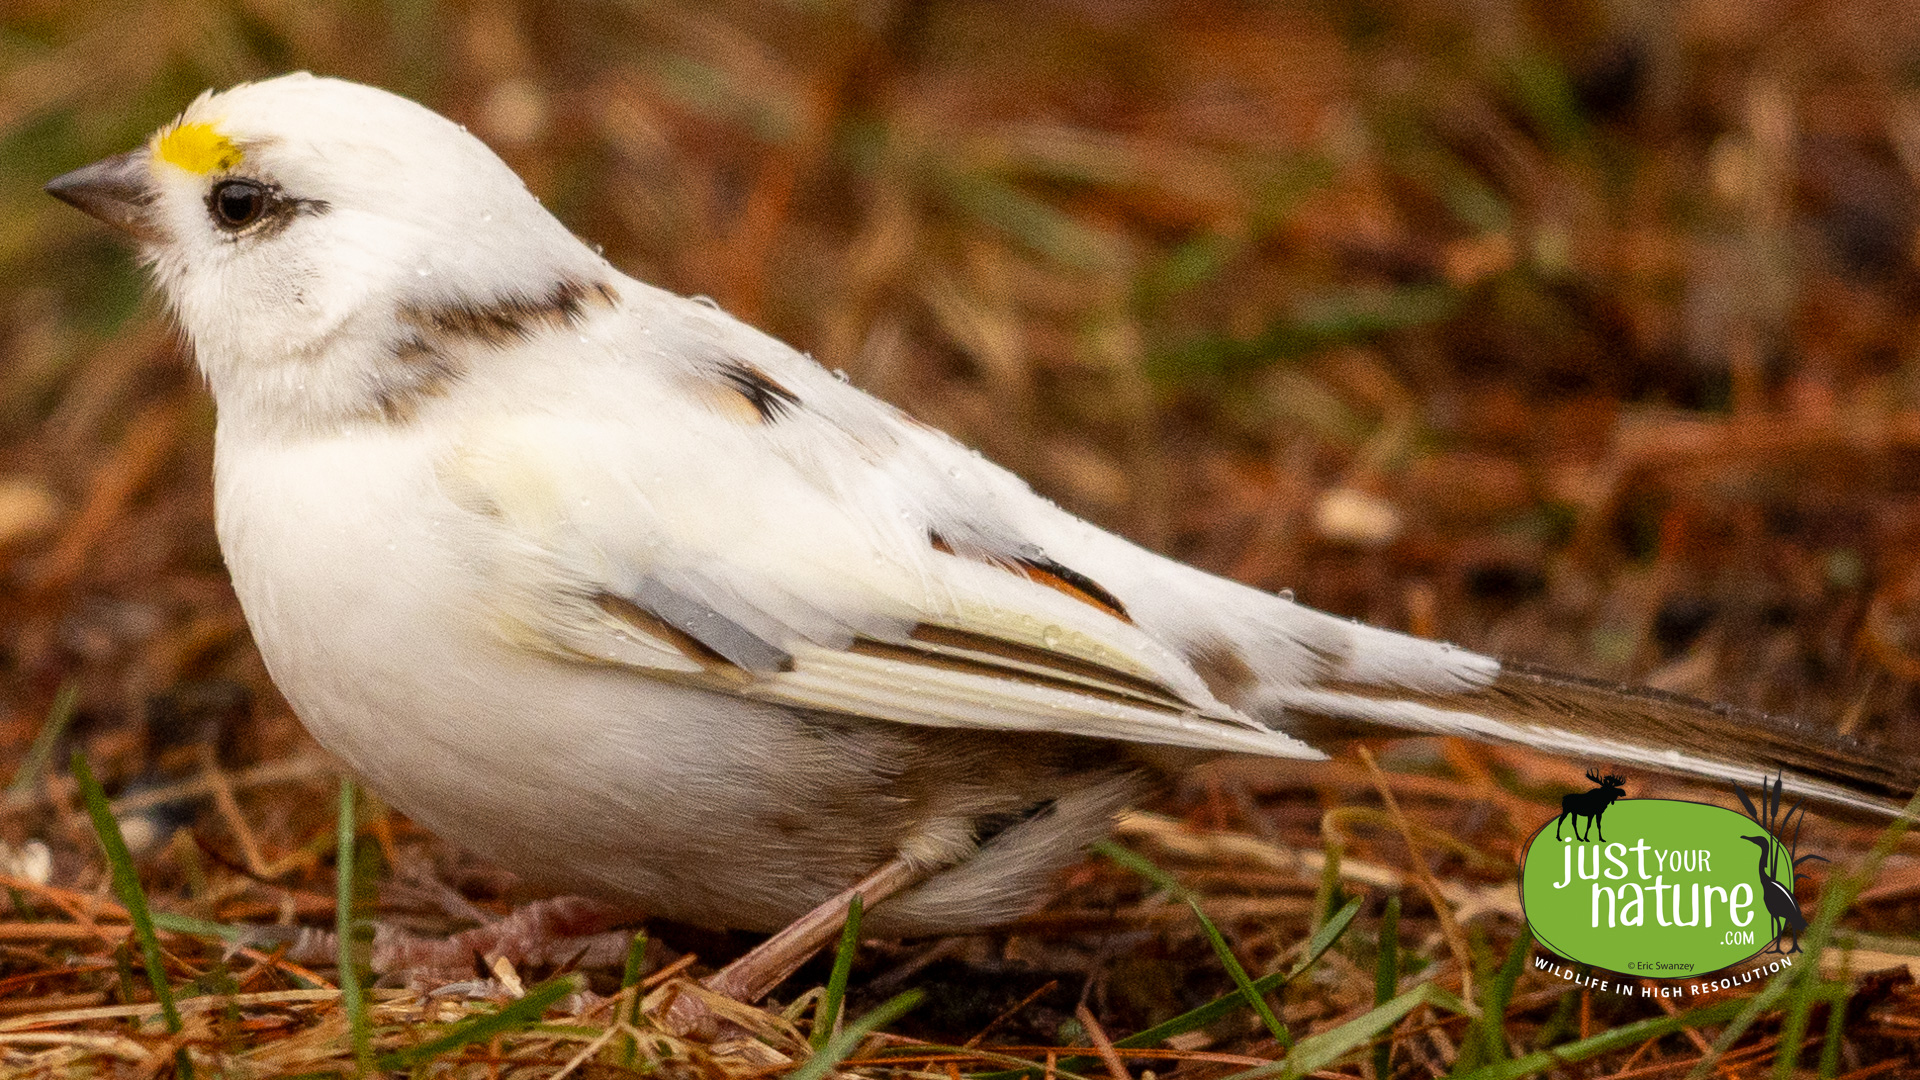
[45,75,1913,963]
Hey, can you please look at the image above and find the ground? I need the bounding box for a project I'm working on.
[1,0,1918,1075]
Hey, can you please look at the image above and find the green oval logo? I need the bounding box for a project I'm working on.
[1520,799,1800,977]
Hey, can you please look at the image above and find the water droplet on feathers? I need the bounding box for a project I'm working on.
[1042,626,1062,648]
[1277,589,1294,601]
[692,295,720,310]
[416,267,432,277]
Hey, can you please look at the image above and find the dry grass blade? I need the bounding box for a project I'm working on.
[1356,745,1476,1007]
[1444,997,1754,1080]
[379,975,581,1069]
[1073,1003,1128,1080]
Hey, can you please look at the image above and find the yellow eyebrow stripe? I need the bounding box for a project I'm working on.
[152,122,243,174]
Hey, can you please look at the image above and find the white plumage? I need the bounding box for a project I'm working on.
[47,74,1913,937]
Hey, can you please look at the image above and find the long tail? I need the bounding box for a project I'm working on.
[1031,514,1918,819]
[1257,656,1918,820]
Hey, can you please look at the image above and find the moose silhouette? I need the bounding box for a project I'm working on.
[1555,769,1627,842]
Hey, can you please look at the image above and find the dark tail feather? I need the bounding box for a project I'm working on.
[1268,659,1918,820]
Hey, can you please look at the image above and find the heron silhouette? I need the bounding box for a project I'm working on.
[1741,834,1808,954]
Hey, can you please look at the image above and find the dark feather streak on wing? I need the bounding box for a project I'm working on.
[631,579,794,674]
[849,633,1186,713]
[890,623,1193,711]
[1012,554,1130,621]
[715,361,801,422]
[596,593,736,672]
[596,582,793,675]
[927,531,1131,622]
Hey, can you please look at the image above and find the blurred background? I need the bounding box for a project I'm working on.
[10,0,1920,776]
[5,0,1920,1059]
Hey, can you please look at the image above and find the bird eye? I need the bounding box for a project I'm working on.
[209,179,269,229]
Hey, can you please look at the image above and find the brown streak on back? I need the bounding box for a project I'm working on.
[715,360,800,422]
[398,277,616,349]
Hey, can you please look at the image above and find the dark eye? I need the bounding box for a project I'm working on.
[209,179,268,229]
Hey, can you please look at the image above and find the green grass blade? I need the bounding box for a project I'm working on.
[969,895,1364,1080]
[1463,927,1531,1067]
[789,989,923,1080]
[1818,981,1849,1079]
[149,912,262,942]
[621,930,648,990]
[72,751,181,1034]
[1217,983,1435,1080]
[7,683,77,801]
[1192,900,1291,1046]
[336,779,372,1075]
[1287,896,1368,982]
[1115,895,1362,1049]
[617,930,647,1068]
[1095,841,1290,1046]
[1445,997,1750,1080]
[813,894,864,1051]
[379,975,581,1069]
[1373,896,1400,1080]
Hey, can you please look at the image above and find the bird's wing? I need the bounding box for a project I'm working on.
[433,286,1321,759]
[445,283,1917,816]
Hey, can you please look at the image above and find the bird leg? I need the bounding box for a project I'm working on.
[666,854,926,1034]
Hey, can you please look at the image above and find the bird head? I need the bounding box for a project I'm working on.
[1740,834,1770,848]
[44,74,606,425]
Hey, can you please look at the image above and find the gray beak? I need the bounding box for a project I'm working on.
[46,149,159,240]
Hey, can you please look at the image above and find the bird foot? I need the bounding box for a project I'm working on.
[284,895,638,987]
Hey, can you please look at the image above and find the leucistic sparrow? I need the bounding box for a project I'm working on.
[47,74,1915,1000]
